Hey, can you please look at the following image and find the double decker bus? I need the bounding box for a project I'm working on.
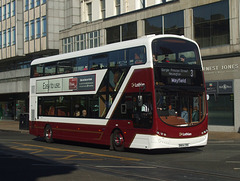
[29,34,208,151]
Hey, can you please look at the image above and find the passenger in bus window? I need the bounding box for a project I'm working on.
[162,55,170,63]
[75,111,81,117]
[181,107,188,123]
[48,106,55,116]
[179,55,187,64]
[192,106,199,122]
[153,54,158,63]
[81,109,87,117]
[168,105,176,116]
[83,66,88,71]
[134,53,143,64]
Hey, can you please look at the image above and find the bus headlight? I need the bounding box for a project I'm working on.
[157,131,167,137]
[201,129,208,135]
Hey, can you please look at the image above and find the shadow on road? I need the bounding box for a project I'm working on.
[0,143,77,181]
[33,136,203,155]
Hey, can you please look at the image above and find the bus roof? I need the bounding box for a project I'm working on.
[31,34,198,66]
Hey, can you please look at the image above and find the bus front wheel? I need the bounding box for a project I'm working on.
[44,125,53,143]
[112,129,125,151]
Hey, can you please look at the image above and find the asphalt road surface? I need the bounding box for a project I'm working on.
[0,130,239,181]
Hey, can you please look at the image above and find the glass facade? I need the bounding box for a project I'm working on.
[193,0,230,48]
[106,26,120,44]
[145,16,163,35]
[122,22,137,41]
[164,11,184,35]
[145,11,184,36]
[208,94,234,126]
[106,22,137,44]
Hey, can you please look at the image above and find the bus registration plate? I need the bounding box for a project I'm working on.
[179,143,189,148]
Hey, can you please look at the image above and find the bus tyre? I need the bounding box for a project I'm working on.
[44,125,53,143]
[112,129,125,151]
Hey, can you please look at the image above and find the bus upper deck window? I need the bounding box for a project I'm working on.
[129,46,146,65]
[45,63,56,76]
[33,65,44,77]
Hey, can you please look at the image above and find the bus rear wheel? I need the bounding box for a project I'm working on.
[44,125,53,143]
[112,129,125,151]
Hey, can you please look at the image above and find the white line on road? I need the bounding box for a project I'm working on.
[226,161,240,164]
[95,166,157,169]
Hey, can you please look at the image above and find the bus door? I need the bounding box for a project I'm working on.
[130,93,153,129]
[112,93,153,130]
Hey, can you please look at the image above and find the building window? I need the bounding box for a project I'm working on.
[87,3,92,22]
[164,11,184,35]
[145,11,184,36]
[12,1,16,16]
[7,28,11,46]
[7,3,11,18]
[0,7,2,21]
[36,18,40,38]
[12,27,16,45]
[25,0,29,11]
[74,34,86,51]
[107,22,137,44]
[42,16,47,37]
[30,20,35,40]
[36,0,40,7]
[122,22,137,41]
[0,32,2,48]
[88,31,100,49]
[115,0,120,15]
[25,22,29,41]
[3,5,6,20]
[145,15,163,35]
[100,0,106,19]
[107,26,120,44]
[193,0,230,48]
[30,0,34,9]
[62,37,73,53]
[42,0,46,4]
[3,30,6,48]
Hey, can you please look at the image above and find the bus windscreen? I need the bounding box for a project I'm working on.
[152,38,201,65]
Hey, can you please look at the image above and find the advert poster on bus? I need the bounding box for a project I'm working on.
[36,74,96,93]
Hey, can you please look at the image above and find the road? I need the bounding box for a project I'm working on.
[0,130,240,181]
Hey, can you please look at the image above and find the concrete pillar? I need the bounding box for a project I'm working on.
[184,8,193,40]
[229,0,239,45]
[137,19,145,38]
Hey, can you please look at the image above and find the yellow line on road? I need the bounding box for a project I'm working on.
[59,154,78,160]
[12,142,141,161]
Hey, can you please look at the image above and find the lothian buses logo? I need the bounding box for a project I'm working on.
[131,82,146,88]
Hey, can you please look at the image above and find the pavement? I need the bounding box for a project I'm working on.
[0,120,240,142]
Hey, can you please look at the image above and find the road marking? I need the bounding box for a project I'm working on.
[10,146,41,152]
[96,166,157,169]
[32,163,70,167]
[234,168,240,170]
[12,142,141,161]
[226,161,240,164]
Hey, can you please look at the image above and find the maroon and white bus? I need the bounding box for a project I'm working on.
[29,34,208,151]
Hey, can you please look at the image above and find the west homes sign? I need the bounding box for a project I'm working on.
[36,74,96,93]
